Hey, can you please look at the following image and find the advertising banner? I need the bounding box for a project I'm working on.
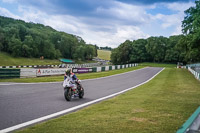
[72,68,93,73]
[36,68,66,76]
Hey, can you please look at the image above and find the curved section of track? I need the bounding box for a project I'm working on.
[0,67,163,132]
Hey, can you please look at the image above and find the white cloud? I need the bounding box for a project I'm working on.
[171,25,182,35]
[96,1,152,25]
[166,1,195,12]
[154,13,182,29]
[0,7,20,19]
[15,3,150,48]
[2,0,18,3]
[81,25,149,48]
[152,1,195,36]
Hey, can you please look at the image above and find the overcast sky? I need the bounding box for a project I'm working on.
[0,0,195,48]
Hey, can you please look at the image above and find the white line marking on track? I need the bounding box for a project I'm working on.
[0,67,164,133]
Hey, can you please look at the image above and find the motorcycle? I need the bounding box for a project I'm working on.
[63,76,84,101]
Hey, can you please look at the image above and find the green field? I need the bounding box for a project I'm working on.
[16,67,200,133]
[0,52,60,66]
[97,50,111,60]
[140,62,176,68]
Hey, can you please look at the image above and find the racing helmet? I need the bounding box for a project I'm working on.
[65,68,71,76]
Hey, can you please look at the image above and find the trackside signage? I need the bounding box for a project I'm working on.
[72,68,93,73]
[36,68,66,76]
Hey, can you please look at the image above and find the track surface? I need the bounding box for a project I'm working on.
[0,67,163,130]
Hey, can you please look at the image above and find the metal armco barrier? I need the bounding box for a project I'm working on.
[0,69,20,79]
[177,106,200,133]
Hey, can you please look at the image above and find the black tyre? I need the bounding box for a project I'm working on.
[64,88,72,101]
[79,88,84,99]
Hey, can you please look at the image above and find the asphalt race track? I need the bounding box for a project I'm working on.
[0,67,163,132]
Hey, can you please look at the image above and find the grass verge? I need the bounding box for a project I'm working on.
[0,66,144,83]
[140,62,176,68]
[16,68,200,133]
[0,52,60,66]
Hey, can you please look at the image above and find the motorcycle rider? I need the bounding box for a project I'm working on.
[64,68,83,91]
[63,68,84,101]
[64,68,77,82]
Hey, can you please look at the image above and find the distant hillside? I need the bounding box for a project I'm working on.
[97,50,111,60]
[0,16,97,61]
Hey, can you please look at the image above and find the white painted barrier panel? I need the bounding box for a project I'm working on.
[122,65,124,69]
[36,68,66,77]
[97,67,101,72]
[20,68,37,78]
[105,66,109,71]
[117,65,120,69]
[112,66,115,70]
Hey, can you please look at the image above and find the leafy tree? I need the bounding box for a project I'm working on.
[146,36,167,62]
[111,48,120,64]
[130,39,151,63]
[111,40,132,64]
[182,0,200,34]
[0,16,97,60]
[84,44,96,60]
[181,0,200,63]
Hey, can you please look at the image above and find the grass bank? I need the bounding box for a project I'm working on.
[0,66,144,83]
[97,50,111,60]
[16,68,200,133]
[0,52,60,66]
[0,52,96,66]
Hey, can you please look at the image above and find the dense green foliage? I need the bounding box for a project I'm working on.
[111,35,183,64]
[0,16,97,60]
[99,46,112,51]
[111,0,200,65]
[180,0,200,63]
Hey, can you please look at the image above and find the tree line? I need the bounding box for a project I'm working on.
[111,0,200,65]
[0,16,97,60]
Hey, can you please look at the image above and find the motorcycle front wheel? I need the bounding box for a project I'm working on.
[64,88,72,101]
[79,87,84,99]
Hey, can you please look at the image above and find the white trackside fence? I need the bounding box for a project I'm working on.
[186,63,200,80]
[18,63,138,78]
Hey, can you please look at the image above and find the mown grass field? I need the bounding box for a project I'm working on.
[97,49,111,60]
[0,52,60,66]
[140,62,177,68]
[16,67,200,133]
